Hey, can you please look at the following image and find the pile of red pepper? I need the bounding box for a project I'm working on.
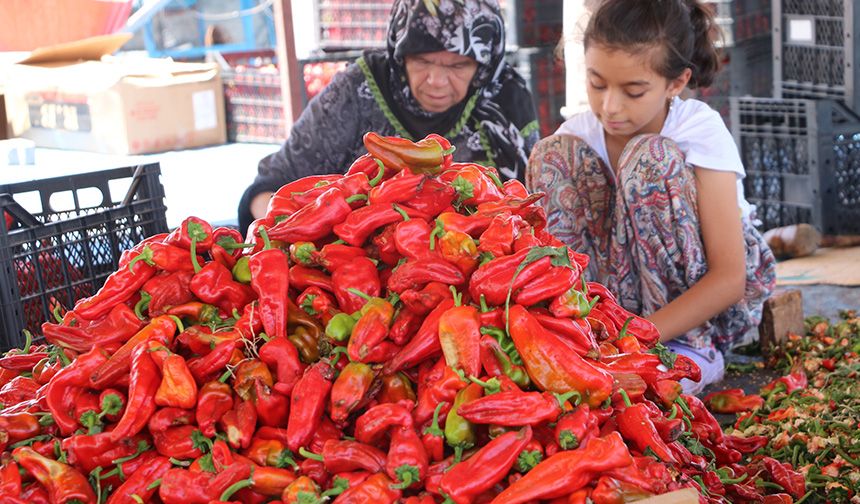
[0,132,803,503]
[706,312,860,503]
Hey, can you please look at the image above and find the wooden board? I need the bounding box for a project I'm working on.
[759,288,804,353]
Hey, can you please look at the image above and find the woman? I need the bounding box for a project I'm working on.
[238,0,539,231]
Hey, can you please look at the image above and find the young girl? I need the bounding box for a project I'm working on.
[527,0,776,393]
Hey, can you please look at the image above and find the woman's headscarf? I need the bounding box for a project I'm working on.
[364,0,535,180]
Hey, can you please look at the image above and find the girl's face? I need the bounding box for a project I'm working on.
[584,44,691,140]
[405,51,478,113]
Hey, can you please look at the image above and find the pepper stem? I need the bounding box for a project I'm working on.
[368,159,386,187]
[298,447,325,462]
[429,219,444,250]
[134,291,152,321]
[258,226,272,251]
[345,194,368,204]
[22,330,32,354]
[424,402,446,436]
[479,294,489,313]
[168,315,185,334]
[126,245,155,272]
[442,146,456,156]
[553,391,581,408]
[392,203,410,221]
[617,317,633,340]
[468,376,500,395]
[189,236,202,274]
[449,286,462,307]
[667,403,679,420]
[329,346,350,367]
[485,170,504,190]
[587,295,600,310]
[346,288,373,302]
[617,388,633,407]
[52,304,64,324]
[219,467,255,501]
[675,396,694,418]
[390,466,418,489]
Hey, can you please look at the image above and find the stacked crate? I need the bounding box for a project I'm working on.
[727,0,860,232]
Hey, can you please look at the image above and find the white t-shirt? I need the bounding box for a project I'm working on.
[555,96,752,218]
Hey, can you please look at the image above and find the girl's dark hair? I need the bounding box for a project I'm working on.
[583,0,721,89]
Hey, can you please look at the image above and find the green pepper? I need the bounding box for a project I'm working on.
[231,256,251,284]
[325,313,358,342]
[444,382,483,462]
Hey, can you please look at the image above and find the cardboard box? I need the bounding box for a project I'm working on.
[4,34,226,155]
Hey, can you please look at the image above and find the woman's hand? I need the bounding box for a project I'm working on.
[648,168,746,342]
[250,192,274,220]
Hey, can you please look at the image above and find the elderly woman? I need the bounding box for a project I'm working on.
[238,0,539,231]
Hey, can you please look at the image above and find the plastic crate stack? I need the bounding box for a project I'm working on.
[0,165,168,348]
[731,98,860,234]
[728,0,860,233]
[221,51,351,144]
[697,0,774,127]
[317,1,394,51]
[507,0,565,137]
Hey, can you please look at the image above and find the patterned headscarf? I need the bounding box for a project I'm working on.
[368,0,535,180]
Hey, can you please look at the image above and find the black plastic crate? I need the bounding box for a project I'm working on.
[731,97,860,233]
[732,0,772,43]
[0,164,168,348]
[698,38,774,126]
[774,0,860,112]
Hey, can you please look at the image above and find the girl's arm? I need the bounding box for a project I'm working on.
[648,168,747,342]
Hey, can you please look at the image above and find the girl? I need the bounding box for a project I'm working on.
[527,0,776,393]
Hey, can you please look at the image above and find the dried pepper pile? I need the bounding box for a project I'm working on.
[707,312,860,503]
[0,132,805,503]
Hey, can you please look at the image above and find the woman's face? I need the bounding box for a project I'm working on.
[405,51,478,113]
[584,44,690,141]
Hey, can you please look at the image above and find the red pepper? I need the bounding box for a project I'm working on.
[220,399,258,450]
[503,179,529,198]
[40,304,143,354]
[437,228,480,276]
[292,242,368,273]
[386,425,428,489]
[0,376,40,407]
[329,361,376,424]
[332,472,401,504]
[289,265,334,293]
[615,390,677,463]
[0,413,41,450]
[404,177,457,217]
[436,211,493,238]
[590,476,654,504]
[469,247,560,306]
[368,169,426,205]
[267,187,358,243]
[72,248,157,321]
[165,216,215,255]
[554,405,599,450]
[62,431,144,472]
[509,305,613,408]
[259,336,305,396]
[288,173,373,212]
[45,346,109,435]
[190,261,256,315]
[303,439,387,474]
[154,353,197,409]
[761,371,808,395]
[363,132,451,174]
[13,446,96,504]
[151,425,205,460]
[549,281,599,319]
[440,426,533,504]
[267,175,342,216]
[159,462,252,504]
[760,457,806,498]
[531,311,599,358]
[126,241,203,273]
[394,218,435,261]
[387,257,465,294]
[438,296,482,378]
[383,299,455,374]
[399,281,453,316]
[490,433,633,503]
[331,257,381,314]
[142,270,195,317]
[593,301,660,348]
[599,352,701,387]
[477,213,526,258]
[450,164,505,206]
[379,372,417,404]
[346,152,390,178]
[110,343,159,441]
[347,294,396,362]
[704,388,764,413]
[457,389,573,426]
[248,245,290,340]
[334,203,426,247]
[354,401,414,446]
[388,308,422,346]
[196,381,235,437]
[420,402,448,463]
[187,340,243,384]
[286,362,334,452]
[210,226,247,269]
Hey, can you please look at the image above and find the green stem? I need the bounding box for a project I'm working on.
[368,159,385,186]
[479,294,489,313]
[52,304,64,324]
[835,447,860,466]
[667,403,679,420]
[392,204,410,221]
[190,237,202,273]
[298,447,324,462]
[168,315,185,334]
[429,219,444,251]
[345,194,368,204]
[134,291,151,321]
[553,391,581,408]
[484,170,504,190]
[220,467,255,501]
[258,227,272,251]
[618,388,632,407]
[347,288,373,302]
[676,397,694,418]
[22,330,32,354]
[449,286,462,307]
